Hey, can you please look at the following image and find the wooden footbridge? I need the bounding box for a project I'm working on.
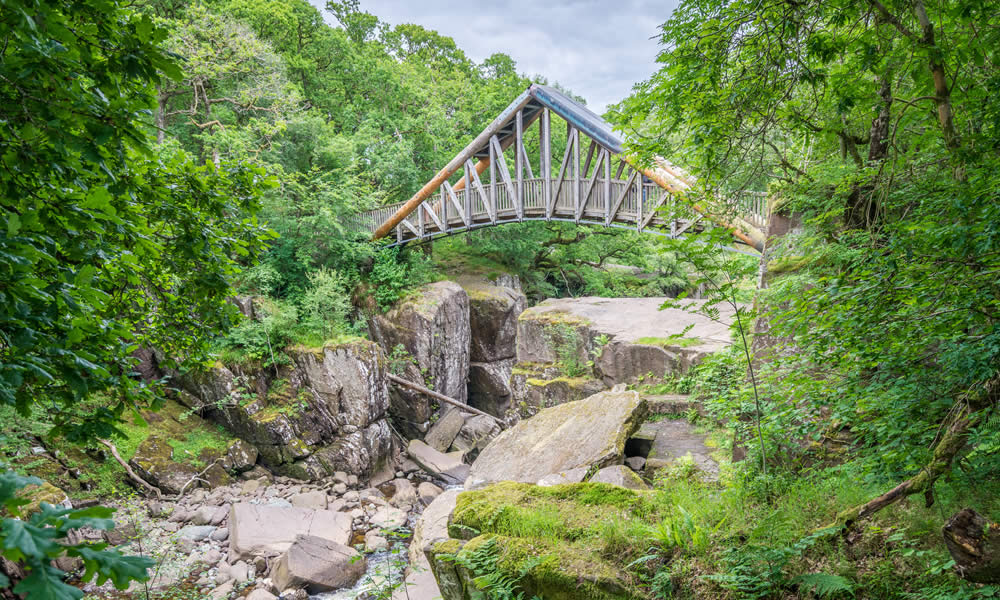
[349,84,767,252]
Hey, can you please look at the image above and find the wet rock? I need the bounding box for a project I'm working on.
[370,505,408,530]
[466,390,647,489]
[390,478,418,508]
[228,504,351,560]
[409,489,460,565]
[424,409,465,453]
[372,281,471,403]
[272,535,365,593]
[364,530,388,552]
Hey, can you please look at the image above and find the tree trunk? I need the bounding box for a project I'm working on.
[943,508,1000,584]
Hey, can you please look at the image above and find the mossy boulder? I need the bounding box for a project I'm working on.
[509,363,606,420]
[130,435,202,495]
[426,482,664,600]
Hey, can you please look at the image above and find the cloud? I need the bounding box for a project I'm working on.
[308,0,678,113]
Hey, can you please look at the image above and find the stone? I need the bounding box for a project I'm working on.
[211,527,229,542]
[228,504,352,560]
[386,362,433,439]
[536,467,589,486]
[372,281,471,403]
[245,590,277,600]
[625,456,646,471]
[289,490,327,510]
[191,506,218,526]
[332,483,348,495]
[241,478,264,496]
[589,465,650,489]
[229,560,252,583]
[468,360,514,417]
[417,482,443,505]
[406,440,469,485]
[178,525,217,541]
[390,478,418,508]
[129,435,200,495]
[224,439,259,473]
[343,490,359,502]
[210,580,234,600]
[461,281,527,362]
[509,365,606,418]
[424,409,465,452]
[451,414,501,461]
[465,390,648,489]
[272,535,366,593]
[253,555,268,574]
[175,536,197,554]
[364,530,388,552]
[370,506,408,530]
[408,489,460,566]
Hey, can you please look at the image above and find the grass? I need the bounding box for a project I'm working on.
[444,463,1000,599]
[636,335,704,349]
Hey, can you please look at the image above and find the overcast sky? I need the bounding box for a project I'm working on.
[307,0,679,114]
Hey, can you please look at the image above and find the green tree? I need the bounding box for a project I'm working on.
[1,0,270,594]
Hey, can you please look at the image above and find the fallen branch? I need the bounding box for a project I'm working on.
[98,439,163,500]
[833,378,998,530]
[386,374,504,428]
[178,458,224,498]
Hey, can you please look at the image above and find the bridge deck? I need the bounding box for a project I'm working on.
[351,176,766,245]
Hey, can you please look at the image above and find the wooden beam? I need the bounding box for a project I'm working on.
[550,127,577,218]
[466,159,492,222]
[641,186,663,230]
[441,185,450,232]
[442,181,467,226]
[464,163,472,224]
[418,203,425,238]
[635,171,642,231]
[573,129,581,223]
[581,139,597,178]
[372,88,533,239]
[515,110,524,220]
[608,170,637,225]
[520,141,534,179]
[542,108,551,220]
[490,135,518,211]
[615,159,627,179]
[603,150,611,223]
[577,148,607,220]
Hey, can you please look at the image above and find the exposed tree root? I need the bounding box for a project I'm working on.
[98,439,163,500]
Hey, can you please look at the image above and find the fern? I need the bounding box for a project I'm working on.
[795,573,855,598]
[444,537,545,600]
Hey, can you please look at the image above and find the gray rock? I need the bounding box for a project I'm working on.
[390,478,418,508]
[536,467,589,486]
[466,390,648,489]
[461,281,526,362]
[228,504,352,560]
[451,414,501,460]
[468,360,514,417]
[178,525,217,541]
[289,490,327,510]
[224,439,258,473]
[406,440,469,485]
[370,506,407,531]
[191,506,218,526]
[424,409,465,453]
[272,535,366,593]
[589,465,650,490]
[229,560,252,583]
[245,589,277,600]
[417,481,443,505]
[408,489,460,565]
[372,281,471,402]
[210,580,234,600]
[625,456,646,471]
[364,530,388,552]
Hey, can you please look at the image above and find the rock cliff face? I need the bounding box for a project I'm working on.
[173,340,393,480]
[372,281,471,404]
[461,279,526,417]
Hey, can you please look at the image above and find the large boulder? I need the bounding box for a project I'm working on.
[372,281,471,403]
[514,297,737,386]
[228,503,352,560]
[407,440,469,485]
[409,489,460,566]
[465,390,647,489]
[467,360,514,418]
[178,341,394,480]
[461,282,526,363]
[508,364,605,421]
[129,436,201,496]
[271,535,365,593]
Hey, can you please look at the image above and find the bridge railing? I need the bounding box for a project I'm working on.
[350,176,766,239]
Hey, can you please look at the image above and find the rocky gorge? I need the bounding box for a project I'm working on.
[29,272,735,600]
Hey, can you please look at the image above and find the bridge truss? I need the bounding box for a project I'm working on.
[351,85,767,252]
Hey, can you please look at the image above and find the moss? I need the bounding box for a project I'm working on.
[635,336,702,349]
[525,376,596,389]
[767,255,812,274]
[519,309,591,327]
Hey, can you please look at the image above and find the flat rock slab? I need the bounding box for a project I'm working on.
[272,534,365,593]
[520,297,736,355]
[407,439,470,485]
[229,504,352,560]
[643,419,719,480]
[466,390,647,489]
